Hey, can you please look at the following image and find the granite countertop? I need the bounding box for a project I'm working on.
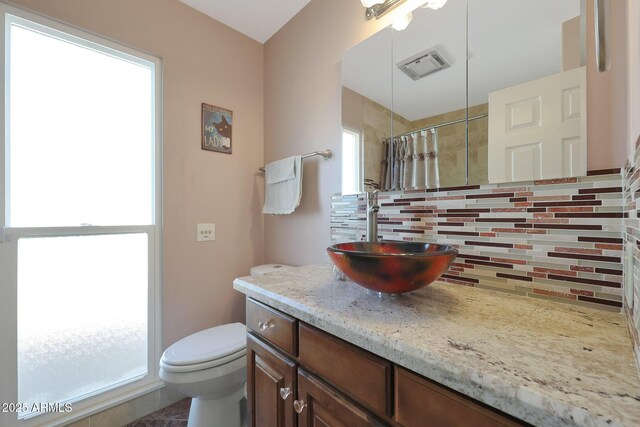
[233,265,640,427]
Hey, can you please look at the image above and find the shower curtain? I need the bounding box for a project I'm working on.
[424,128,440,189]
[381,128,439,191]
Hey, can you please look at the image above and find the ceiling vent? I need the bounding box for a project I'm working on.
[396,47,451,81]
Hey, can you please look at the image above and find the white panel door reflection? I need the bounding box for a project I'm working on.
[488,66,586,183]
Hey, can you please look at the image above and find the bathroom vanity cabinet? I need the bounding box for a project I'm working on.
[245,298,523,427]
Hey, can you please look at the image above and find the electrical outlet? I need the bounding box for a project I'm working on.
[197,223,215,242]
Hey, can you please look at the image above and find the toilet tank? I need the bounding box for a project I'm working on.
[250,264,294,277]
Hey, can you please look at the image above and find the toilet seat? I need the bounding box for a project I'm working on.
[160,348,246,373]
[160,322,246,373]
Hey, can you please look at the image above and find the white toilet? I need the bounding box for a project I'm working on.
[159,264,293,427]
[159,323,247,427]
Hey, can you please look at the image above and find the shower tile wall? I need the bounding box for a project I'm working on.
[409,104,488,187]
[362,96,410,187]
[352,88,488,189]
[331,170,624,312]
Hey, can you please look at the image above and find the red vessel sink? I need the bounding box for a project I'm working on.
[327,242,457,294]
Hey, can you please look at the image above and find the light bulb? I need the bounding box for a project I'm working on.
[361,0,385,7]
[392,12,413,31]
[425,0,448,9]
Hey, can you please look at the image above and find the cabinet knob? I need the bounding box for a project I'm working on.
[258,320,275,331]
[293,399,306,414]
[279,387,291,400]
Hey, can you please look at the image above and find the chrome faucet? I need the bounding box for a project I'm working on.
[366,190,379,242]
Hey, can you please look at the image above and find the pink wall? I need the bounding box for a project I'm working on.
[10,0,265,347]
[263,0,389,265]
[606,0,629,168]
[628,0,640,157]
[587,0,629,170]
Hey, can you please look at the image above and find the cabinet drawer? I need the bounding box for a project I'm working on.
[395,367,524,427]
[298,323,392,418]
[247,299,297,356]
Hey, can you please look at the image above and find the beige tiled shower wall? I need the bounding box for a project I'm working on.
[409,103,488,187]
[362,97,411,188]
[349,87,489,189]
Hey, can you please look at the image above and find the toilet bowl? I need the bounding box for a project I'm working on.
[160,265,293,426]
[159,322,247,427]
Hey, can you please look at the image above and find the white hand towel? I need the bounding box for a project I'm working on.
[265,156,295,184]
[262,156,303,215]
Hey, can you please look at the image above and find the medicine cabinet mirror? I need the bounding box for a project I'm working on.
[341,0,586,193]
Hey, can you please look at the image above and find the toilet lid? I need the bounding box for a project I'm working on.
[162,322,246,366]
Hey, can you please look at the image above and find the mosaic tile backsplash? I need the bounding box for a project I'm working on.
[331,170,625,312]
[624,145,640,369]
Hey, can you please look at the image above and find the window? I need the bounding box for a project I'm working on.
[342,127,363,194]
[0,5,162,426]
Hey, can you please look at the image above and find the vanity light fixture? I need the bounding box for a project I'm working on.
[425,0,448,9]
[365,0,449,29]
[392,12,413,31]
[361,0,385,7]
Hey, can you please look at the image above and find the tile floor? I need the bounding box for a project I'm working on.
[124,397,247,427]
[125,398,190,427]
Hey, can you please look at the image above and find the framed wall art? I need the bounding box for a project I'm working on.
[201,103,232,154]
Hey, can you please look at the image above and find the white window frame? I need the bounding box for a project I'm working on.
[0,4,163,426]
[342,126,364,194]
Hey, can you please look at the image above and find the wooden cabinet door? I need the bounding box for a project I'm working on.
[395,367,524,427]
[247,333,297,427]
[296,369,386,427]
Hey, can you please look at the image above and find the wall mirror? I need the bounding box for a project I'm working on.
[342,26,393,194]
[469,0,585,184]
[341,0,586,193]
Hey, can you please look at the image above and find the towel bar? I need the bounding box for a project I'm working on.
[259,149,333,172]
